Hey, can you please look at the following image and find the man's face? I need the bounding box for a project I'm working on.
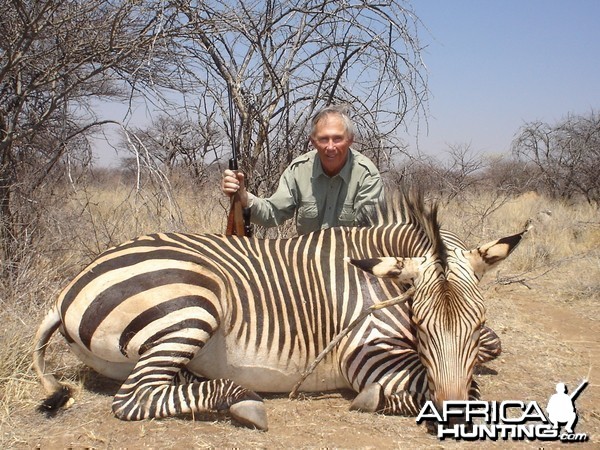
[310,114,353,176]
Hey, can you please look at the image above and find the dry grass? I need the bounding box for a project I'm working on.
[1,180,599,448]
[440,190,600,273]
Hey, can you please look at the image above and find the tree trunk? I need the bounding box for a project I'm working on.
[0,154,15,277]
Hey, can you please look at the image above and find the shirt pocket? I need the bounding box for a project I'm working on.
[297,201,320,234]
[338,202,356,227]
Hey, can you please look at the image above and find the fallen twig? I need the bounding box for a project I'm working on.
[494,275,531,289]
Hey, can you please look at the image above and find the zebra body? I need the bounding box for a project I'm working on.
[34,192,526,429]
[52,229,418,392]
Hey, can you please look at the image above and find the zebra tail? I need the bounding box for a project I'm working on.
[33,306,73,416]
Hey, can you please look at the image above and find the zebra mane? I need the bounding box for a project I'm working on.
[363,188,448,268]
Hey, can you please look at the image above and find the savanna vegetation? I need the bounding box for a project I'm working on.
[1,0,598,448]
[1,170,598,448]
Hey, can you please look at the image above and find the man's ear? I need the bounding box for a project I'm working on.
[346,257,423,284]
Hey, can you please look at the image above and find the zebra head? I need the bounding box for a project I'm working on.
[349,192,530,413]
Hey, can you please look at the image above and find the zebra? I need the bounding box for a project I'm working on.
[33,190,529,431]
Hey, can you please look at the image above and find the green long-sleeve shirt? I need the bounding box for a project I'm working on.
[250,149,383,234]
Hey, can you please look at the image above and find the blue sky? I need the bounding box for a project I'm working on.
[410,0,600,157]
[93,1,600,165]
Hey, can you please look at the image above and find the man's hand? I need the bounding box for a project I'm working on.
[222,169,249,207]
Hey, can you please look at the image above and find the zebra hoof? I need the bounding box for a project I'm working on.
[229,400,268,431]
[350,383,384,412]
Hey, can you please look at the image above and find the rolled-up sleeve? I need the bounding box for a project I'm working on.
[250,168,298,228]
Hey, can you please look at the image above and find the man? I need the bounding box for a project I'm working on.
[221,106,384,235]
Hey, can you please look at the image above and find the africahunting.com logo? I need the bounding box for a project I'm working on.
[416,379,589,442]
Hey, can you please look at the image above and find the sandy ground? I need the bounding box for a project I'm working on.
[4,259,599,449]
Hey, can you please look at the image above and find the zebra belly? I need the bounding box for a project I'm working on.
[66,339,134,381]
[187,330,349,393]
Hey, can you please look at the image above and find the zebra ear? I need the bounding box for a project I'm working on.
[345,257,422,284]
[465,227,530,279]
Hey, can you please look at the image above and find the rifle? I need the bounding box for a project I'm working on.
[225,85,252,237]
[569,379,588,401]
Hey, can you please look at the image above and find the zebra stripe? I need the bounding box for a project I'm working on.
[33,191,528,430]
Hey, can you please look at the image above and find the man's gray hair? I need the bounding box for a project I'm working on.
[310,105,356,139]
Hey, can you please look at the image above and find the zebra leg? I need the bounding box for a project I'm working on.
[469,378,481,400]
[350,383,385,412]
[478,325,502,363]
[350,383,426,416]
[344,343,429,416]
[172,367,208,385]
[111,346,268,430]
[352,378,481,415]
[171,367,267,426]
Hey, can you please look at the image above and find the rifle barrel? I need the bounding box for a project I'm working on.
[570,379,589,400]
[228,83,237,164]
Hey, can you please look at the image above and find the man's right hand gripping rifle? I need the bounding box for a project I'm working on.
[223,163,252,237]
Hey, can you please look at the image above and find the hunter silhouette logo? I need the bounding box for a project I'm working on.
[416,378,590,442]
[546,380,588,435]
